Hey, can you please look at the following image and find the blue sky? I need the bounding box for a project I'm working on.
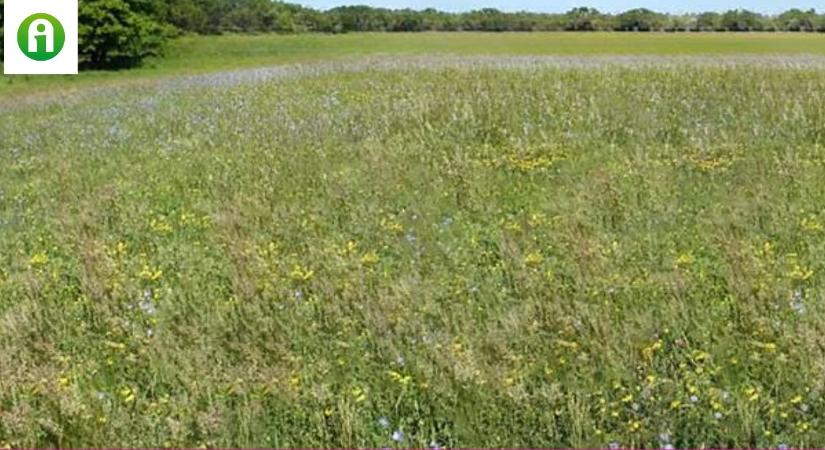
[294,0,823,14]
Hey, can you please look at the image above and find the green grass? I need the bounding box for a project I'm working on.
[2,32,825,95]
[2,57,825,447]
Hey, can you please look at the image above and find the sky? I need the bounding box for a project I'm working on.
[294,0,823,14]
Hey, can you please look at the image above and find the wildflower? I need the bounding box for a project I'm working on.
[663,445,674,450]
[378,417,390,428]
[791,394,803,404]
[744,387,760,402]
[119,386,136,403]
[150,217,173,234]
[429,440,441,450]
[642,340,663,360]
[608,442,620,450]
[396,355,406,367]
[29,252,49,268]
[289,264,314,281]
[391,430,404,442]
[801,216,823,232]
[670,400,682,409]
[344,240,359,254]
[788,264,814,281]
[524,252,544,266]
[139,265,163,282]
[139,290,157,315]
[351,387,367,403]
[714,412,723,420]
[675,252,695,267]
[779,444,789,450]
[360,252,380,266]
[690,395,699,403]
[381,218,404,234]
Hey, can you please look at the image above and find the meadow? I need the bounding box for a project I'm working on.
[3,32,825,95]
[3,34,825,448]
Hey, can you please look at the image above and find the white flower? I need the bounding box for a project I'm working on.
[391,430,404,442]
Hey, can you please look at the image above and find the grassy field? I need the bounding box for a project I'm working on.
[2,32,825,95]
[3,35,825,448]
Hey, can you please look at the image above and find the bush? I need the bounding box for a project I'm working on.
[79,0,171,69]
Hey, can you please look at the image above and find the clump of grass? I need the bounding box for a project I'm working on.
[1,59,825,447]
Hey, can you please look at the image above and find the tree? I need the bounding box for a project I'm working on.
[79,0,171,69]
[564,7,604,31]
[777,9,818,31]
[720,9,767,31]
[614,8,666,31]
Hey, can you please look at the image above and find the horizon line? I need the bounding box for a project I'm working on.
[292,2,822,16]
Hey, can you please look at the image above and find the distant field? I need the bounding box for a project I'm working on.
[3,55,825,447]
[2,32,825,95]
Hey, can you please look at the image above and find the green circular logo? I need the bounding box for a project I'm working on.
[17,13,66,61]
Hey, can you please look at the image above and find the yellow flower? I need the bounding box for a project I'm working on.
[791,394,803,404]
[119,386,136,403]
[642,340,663,360]
[351,387,367,403]
[788,264,814,281]
[360,252,380,266]
[150,217,173,234]
[139,265,163,281]
[381,217,404,234]
[29,252,49,268]
[289,265,314,281]
[675,252,695,267]
[801,216,823,232]
[343,240,358,255]
[670,400,682,409]
[524,252,544,267]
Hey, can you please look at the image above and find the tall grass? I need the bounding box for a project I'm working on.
[1,58,825,447]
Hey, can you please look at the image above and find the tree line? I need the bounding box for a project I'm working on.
[2,1,825,70]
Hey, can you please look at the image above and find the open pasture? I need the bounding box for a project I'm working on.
[2,32,825,95]
[3,49,825,447]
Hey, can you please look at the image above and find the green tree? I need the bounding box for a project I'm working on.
[79,0,171,69]
[564,7,604,31]
[720,9,768,31]
[777,8,818,31]
[614,8,666,31]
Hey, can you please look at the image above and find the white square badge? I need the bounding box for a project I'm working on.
[3,0,78,74]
